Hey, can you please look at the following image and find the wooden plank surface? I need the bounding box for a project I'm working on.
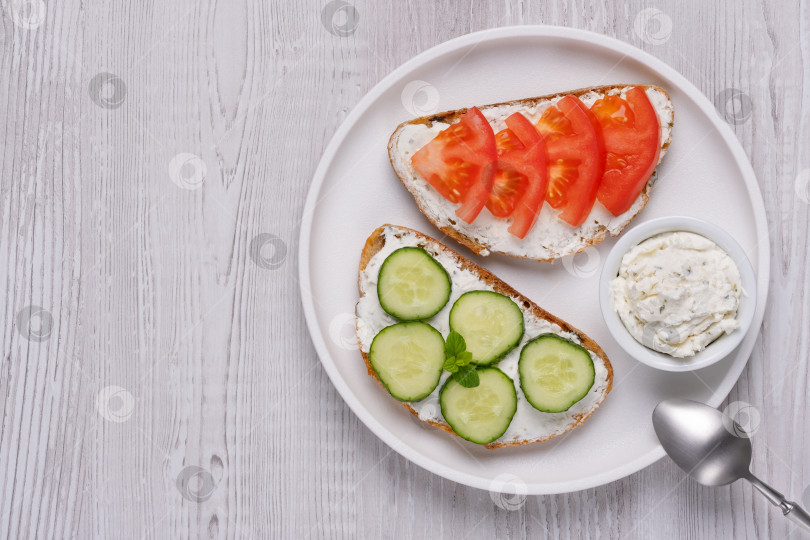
[1,0,808,538]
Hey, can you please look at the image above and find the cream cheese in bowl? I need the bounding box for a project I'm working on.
[609,232,742,358]
[599,216,757,372]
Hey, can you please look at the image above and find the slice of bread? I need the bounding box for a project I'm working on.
[388,85,674,262]
[355,224,613,449]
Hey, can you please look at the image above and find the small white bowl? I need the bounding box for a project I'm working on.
[599,216,757,372]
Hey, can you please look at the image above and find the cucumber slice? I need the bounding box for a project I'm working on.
[440,367,517,444]
[377,247,451,320]
[369,322,445,401]
[448,291,524,365]
[518,334,595,413]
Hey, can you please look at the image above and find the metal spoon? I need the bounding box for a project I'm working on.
[652,398,810,531]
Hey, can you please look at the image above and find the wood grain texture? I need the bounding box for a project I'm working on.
[0,0,808,538]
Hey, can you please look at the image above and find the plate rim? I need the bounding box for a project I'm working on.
[298,25,770,494]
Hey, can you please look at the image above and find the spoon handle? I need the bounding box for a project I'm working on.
[747,474,810,531]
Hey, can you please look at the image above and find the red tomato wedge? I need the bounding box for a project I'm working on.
[411,107,497,223]
[499,114,548,238]
[591,87,661,215]
[486,126,529,218]
[485,113,549,237]
[534,96,605,227]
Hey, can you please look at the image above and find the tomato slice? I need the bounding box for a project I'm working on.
[535,96,605,227]
[591,87,661,215]
[486,124,529,218]
[486,162,526,218]
[504,114,548,238]
[484,113,549,238]
[411,107,497,223]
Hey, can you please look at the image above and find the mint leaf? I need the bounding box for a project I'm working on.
[444,331,466,359]
[455,351,473,366]
[443,332,473,379]
[453,365,479,388]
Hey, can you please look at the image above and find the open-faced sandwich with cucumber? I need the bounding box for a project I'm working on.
[388,85,674,262]
[355,224,613,448]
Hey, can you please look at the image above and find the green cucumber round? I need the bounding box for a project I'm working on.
[377,247,451,321]
[448,291,524,365]
[369,322,445,402]
[439,367,517,444]
[518,333,595,413]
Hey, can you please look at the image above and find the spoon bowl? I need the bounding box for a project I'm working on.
[652,398,752,486]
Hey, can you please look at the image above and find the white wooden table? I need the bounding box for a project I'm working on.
[2,1,808,538]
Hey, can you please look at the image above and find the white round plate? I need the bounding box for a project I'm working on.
[299,26,769,494]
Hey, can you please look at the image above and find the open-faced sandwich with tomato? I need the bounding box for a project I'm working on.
[388,85,674,262]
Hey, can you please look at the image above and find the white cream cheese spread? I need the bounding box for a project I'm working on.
[609,231,742,358]
[356,226,610,444]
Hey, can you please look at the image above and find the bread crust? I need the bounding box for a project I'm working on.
[387,84,674,262]
[356,224,614,449]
